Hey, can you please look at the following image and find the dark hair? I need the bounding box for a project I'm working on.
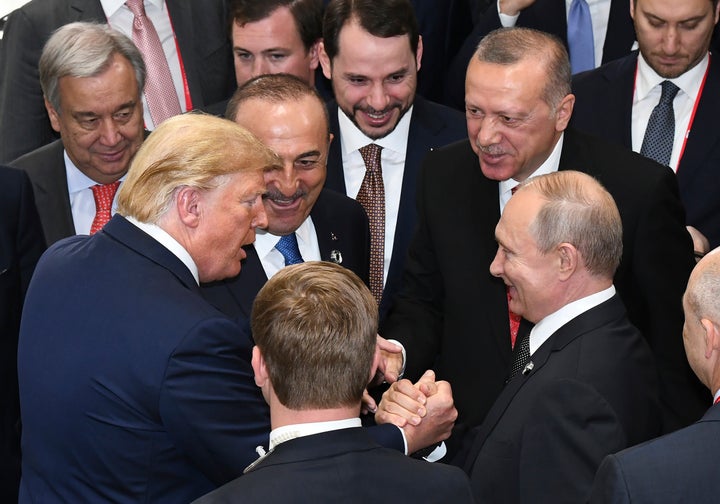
[228,0,323,51]
[322,0,419,61]
[225,73,329,138]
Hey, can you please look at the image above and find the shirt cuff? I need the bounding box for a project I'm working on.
[497,0,520,27]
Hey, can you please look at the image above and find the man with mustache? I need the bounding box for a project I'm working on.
[572,0,720,255]
[319,0,467,322]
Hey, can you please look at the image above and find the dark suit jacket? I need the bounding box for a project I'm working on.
[0,0,234,163]
[192,427,474,504]
[443,0,636,110]
[454,295,661,504]
[201,188,370,322]
[10,139,73,246]
[590,402,720,503]
[18,215,270,503]
[0,166,45,504]
[325,96,466,322]
[571,51,720,248]
[381,129,703,447]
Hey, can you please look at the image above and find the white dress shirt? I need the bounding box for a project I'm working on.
[254,217,321,280]
[528,285,616,355]
[269,418,362,451]
[498,134,564,215]
[338,106,413,285]
[102,0,187,129]
[498,0,611,68]
[632,52,709,172]
[65,151,124,235]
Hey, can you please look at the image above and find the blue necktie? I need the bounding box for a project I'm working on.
[640,80,680,167]
[275,234,304,266]
[567,0,595,74]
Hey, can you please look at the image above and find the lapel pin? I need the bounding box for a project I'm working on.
[330,250,343,264]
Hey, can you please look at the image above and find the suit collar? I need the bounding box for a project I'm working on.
[102,214,200,293]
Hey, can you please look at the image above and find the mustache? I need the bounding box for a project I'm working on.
[263,187,306,203]
[476,143,506,156]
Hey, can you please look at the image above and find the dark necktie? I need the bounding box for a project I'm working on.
[275,234,304,266]
[567,0,595,73]
[356,144,385,304]
[90,181,121,234]
[640,80,680,167]
[509,332,531,379]
[125,0,182,126]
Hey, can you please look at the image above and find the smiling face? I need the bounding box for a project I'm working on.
[45,53,144,184]
[232,6,318,87]
[631,0,719,78]
[465,56,573,183]
[233,95,328,235]
[489,188,563,323]
[320,18,421,140]
[193,171,268,282]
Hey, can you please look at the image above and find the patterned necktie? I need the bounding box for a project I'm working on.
[509,332,531,379]
[125,0,181,126]
[90,181,121,234]
[276,234,304,266]
[640,80,680,167]
[567,0,595,74]
[357,144,385,304]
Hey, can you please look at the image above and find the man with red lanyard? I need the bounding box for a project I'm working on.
[572,0,720,256]
[0,0,234,163]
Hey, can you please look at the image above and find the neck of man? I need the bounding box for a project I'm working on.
[268,393,362,430]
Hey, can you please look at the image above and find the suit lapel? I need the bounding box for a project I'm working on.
[677,56,720,181]
[164,0,202,109]
[603,0,636,63]
[27,141,76,245]
[464,295,627,474]
[601,54,637,148]
[70,0,107,20]
[325,103,348,194]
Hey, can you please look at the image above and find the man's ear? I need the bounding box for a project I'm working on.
[175,186,202,229]
[309,40,321,71]
[557,242,578,280]
[702,318,720,359]
[45,98,62,133]
[251,345,269,388]
[555,94,575,132]
[368,346,381,384]
[415,35,423,72]
[318,40,332,80]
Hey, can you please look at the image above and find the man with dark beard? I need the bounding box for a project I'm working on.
[319,0,467,323]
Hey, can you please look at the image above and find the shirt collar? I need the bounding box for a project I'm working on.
[64,150,126,194]
[499,133,564,207]
[269,418,362,451]
[636,52,709,103]
[338,105,414,157]
[125,216,200,285]
[528,285,616,355]
[254,216,315,260]
[101,0,165,17]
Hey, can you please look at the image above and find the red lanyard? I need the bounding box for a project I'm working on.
[633,54,710,172]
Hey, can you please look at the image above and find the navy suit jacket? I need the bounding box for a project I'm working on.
[0,166,45,503]
[571,51,720,248]
[590,402,720,503]
[192,427,474,504]
[201,188,370,322]
[10,139,73,246]
[18,215,270,503]
[325,96,466,322]
[454,295,661,504]
[443,0,636,110]
[0,0,234,163]
[381,129,703,448]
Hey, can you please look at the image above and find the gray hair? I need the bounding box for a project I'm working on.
[39,22,146,111]
[474,27,571,112]
[519,170,623,279]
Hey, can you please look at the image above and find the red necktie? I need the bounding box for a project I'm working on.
[356,144,385,304]
[125,0,182,126]
[90,181,121,234]
[508,184,521,347]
